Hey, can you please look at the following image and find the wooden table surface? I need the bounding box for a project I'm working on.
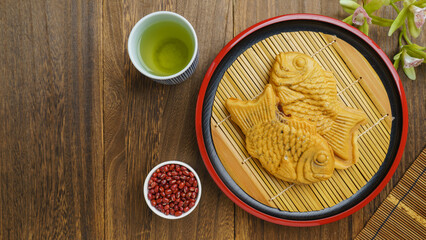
[1,0,424,239]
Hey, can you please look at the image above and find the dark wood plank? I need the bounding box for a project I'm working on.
[0,0,104,239]
[102,0,234,239]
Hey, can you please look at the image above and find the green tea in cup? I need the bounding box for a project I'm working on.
[128,11,199,85]
[139,21,195,76]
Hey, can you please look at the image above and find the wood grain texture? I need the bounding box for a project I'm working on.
[0,0,104,239]
[0,0,424,239]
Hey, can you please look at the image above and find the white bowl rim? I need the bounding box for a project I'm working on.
[127,11,199,81]
[143,160,202,219]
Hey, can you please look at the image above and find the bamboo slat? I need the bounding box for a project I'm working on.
[210,32,392,211]
[355,148,426,240]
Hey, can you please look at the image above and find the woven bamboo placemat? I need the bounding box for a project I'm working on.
[356,147,426,240]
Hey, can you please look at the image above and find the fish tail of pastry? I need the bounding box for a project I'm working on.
[322,105,367,169]
[225,84,279,135]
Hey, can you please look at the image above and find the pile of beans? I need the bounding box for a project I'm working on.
[147,164,199,216]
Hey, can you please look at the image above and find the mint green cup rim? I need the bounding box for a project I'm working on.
[128,11,198,82]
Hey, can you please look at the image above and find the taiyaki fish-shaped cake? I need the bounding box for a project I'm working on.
[226,84,335,184]
[269,52,367,169]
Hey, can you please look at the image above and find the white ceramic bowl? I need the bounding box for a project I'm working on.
[144,160,202,219]
[128,11,199,85]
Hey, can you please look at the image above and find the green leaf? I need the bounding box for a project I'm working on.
[403,66,416,80]
[414,0,426,7]
[407,11,421,38]
[359,21,369,35]
[388,7,409,36]
[394,56,401,69]
[340,0,360,14]
[365,0,390,14]
[394,51,403,60]
[371,15,394,26]
[409,44,426,51]
[406,48,426,60]
[343,15,353,24]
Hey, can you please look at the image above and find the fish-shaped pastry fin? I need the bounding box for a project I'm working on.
[322,105,367,169]
[226,84,278,135]
[287,118,316,135]
[274,85,305,105]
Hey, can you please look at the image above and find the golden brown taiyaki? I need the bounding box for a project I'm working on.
[269,52,367,169]
[226,84,335,184]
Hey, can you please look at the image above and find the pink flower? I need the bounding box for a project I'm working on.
[352,6,372,26]
[410,5,426,29]
[403,51,423,68]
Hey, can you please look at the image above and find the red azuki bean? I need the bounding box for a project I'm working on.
[148,164,199,216]
[175,211,182,217]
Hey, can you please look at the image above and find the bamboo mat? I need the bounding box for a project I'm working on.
[211,31,392,211]
[356,148,426,240]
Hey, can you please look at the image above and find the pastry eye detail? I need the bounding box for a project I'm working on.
[314,152,328,166]
[294,56,306,69]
